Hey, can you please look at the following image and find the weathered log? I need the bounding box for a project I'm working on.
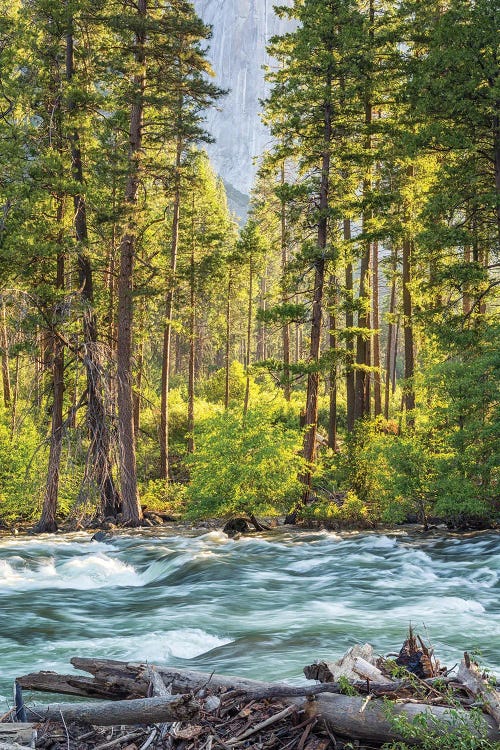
[16,672,130,700]
[15,662,453,703]
[458,656,500,727]
[0,743,35,750]
[23,694,199,727]
[65,661,500,743]
[305,693,500,744]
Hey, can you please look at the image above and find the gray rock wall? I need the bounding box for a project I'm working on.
[192,0,291,197]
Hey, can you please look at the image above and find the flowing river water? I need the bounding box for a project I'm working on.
[1,528,499,708]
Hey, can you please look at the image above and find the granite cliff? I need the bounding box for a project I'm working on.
[192,0,291,212]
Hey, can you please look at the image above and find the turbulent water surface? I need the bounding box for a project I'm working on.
[1,528,499,706]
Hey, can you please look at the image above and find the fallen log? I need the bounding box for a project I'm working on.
[44,661,500,744]
[305,692,500,745]
[16,672,131,700]
[458,655,500,727]
[23,694,199,727]
[16,664,453,702]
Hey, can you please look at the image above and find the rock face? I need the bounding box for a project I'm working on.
[192,0,291,200]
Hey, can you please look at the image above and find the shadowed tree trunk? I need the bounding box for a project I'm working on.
[116,0,147,526]
[355,91,372,422]
[384,248,398,419]
[301,89,332,501]
[344,219,355,432]
[160,136,182,478]
[224,271,232,409]
[0,297,11,407]
[256,272,267,361]
[187,199,196,454]
[402,235,415,427]
[281,162,291,401]
[243,256,254,423]
[328,276,337,450]
[35,201,65,534]
[66,24,120,518]
[10,352,19,440]
[372,240,381,416]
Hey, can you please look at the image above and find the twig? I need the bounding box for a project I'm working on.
[297,719,316,750]
[226,704,298,745]
[359,694,373,713]
[58,710,70,750]
[94,731,142,750]
[138,728,157,750]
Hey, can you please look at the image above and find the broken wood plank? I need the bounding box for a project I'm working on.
[304,644,393,684]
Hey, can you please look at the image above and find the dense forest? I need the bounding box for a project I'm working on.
[0,0,498,532]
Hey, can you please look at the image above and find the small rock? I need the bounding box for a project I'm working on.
[223,517,250,536]
[204,695,221,713]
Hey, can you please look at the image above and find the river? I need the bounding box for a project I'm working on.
[1,528,499,707]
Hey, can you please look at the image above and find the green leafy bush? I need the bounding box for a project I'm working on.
[139,479,187,515]
[185,406,305,518]
[0,407,44,522]
[303,490,370,527]
[202,361,256,406]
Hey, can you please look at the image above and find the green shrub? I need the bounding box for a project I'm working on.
[202,361,255,405]
[185,406,305,519]
[0,407,45,522]
[303,490,370,527]
[139,478,187,515]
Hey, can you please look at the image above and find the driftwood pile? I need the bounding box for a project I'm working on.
[4,633,500,750]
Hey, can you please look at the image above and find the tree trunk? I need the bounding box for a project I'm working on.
[301,93,331,499]
[224,271,232,409]
[384,248,398,420]
[10,353,19,440]
[463,244,471,315]
[187,203,196,454]
[364,306,371,417]
[493,110,500,244]
[355,5,374,423]
[355,239,370,422]
[281,162,291,401]
[116,0,147,526]
[344,219,355,432]
[392,317,399,395]
[402,235,415,427]
[243,256,253,422]
[66,26,121,518]
[328,276,337,450]
[160,138,182,478]
[354,146,372,418]
[372,240,381,416]
[256,272,266,361]
[34,201,65,534]
[1,297,11,407]
[133,333,144,436]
